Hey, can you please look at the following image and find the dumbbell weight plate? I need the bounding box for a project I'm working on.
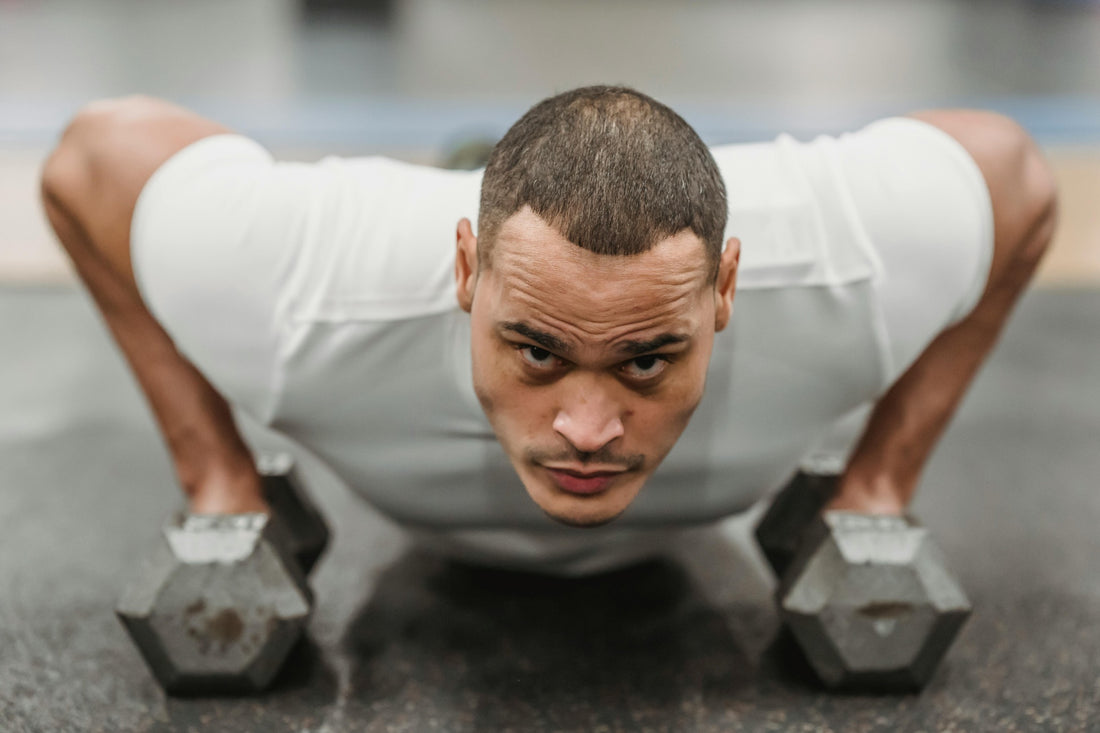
[116,513,313,694]
[777,511,972,691]
[257,452,330,575]
[754,470,840,578]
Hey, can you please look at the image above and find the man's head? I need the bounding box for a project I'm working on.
[455,85,740,527]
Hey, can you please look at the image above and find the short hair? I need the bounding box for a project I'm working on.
[477,85,728,281]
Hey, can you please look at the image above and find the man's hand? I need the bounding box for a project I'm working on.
[829,110,1058,514]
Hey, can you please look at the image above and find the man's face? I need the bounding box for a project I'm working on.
[455,207,738,527]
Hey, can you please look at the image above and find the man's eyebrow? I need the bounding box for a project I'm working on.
[616,333,690,356]
[500,322,689,358]
[499,322,572,354]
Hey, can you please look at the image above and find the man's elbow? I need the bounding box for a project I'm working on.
[41,95,188,213]
[973,111,1057,267]
[42,96,145,201]
[1012,123,1059,269]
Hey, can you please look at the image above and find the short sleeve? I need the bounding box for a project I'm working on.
[131,135,324,423]
[829,117,995,383]
[131,135,483,424]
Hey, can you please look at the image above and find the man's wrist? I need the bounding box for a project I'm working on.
[187,464,269,515]
[824,470,908,515]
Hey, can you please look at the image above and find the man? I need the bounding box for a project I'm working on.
[40,86,1056,574]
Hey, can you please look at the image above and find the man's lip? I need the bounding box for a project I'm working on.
[541,465,627,495]
[540,465,627,478]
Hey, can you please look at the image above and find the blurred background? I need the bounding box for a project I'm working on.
[3,4,1100,729]
[1,0,1099,284]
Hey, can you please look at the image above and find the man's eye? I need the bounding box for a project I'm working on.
[622,355,669,379]
[519,345,559,369]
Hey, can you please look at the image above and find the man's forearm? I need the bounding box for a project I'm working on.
[832,304,1022,513]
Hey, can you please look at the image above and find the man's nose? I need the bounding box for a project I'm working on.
[552,389,625,455]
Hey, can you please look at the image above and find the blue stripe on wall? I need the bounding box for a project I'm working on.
[3,95,1099,149]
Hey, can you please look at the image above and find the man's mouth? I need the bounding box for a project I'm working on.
[541,465,626,496]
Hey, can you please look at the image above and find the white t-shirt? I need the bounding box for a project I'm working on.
[131,118,993,573]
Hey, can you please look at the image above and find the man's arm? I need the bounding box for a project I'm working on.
[827,110,1059,514]
[41,96,267,513]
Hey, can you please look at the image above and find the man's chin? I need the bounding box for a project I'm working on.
[527,484,637,528]
[538,505,627,529]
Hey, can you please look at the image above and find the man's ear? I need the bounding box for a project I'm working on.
[714,237,740,332]
[455,218,478,312]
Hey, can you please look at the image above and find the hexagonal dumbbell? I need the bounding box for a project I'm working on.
[777,512,972,691]
[116,513,312,694]
[116,452,331,694]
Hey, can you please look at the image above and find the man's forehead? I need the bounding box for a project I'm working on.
[488,208,711,289]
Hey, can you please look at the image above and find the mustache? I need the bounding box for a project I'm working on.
[524,445,645,472]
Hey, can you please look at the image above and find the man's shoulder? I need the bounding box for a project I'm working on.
[246,153,482,326]
[710,129,883,292]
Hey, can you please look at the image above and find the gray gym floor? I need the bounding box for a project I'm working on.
[3,285,1099,731]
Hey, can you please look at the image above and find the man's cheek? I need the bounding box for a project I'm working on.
[670,363,708,419]
[473,379,495,414]
[473,349,513,414]
[512,392,549,436]
[646,381,705,455]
